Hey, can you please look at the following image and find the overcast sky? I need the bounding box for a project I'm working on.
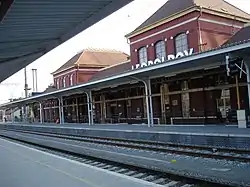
[0,0,250,104]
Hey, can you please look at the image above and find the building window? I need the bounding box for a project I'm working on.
[63,77,66,88]
[61,78,64,88]
[138,47,147,64]
[155,40,166,59]
[175,33,188,53]
[56,79,59,89]
[70,74,74,86]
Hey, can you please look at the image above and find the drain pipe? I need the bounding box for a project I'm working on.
[197,6,203,52]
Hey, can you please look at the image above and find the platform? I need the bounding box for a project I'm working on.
[2,122,250,135]
[1,123,250,149]
[0,138,161,187]
[1,131,250,187]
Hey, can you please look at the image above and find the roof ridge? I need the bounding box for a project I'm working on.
[85,47,124,53]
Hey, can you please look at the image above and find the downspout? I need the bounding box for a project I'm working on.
[76,64,79,84]
[197,6,203,52]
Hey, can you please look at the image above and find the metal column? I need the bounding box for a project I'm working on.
[147,79,154,125]
[2,109,5,122]
[39,102,43,123]
[130,76,152,127]
[245,62,250,111]
[142,81,151,127]
[10,108,14,123]
[75,98,79,123]
[22,105,26,122]
[86,91,94,126]
[58,97,64,124]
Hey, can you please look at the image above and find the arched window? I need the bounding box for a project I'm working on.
[155,40,166,59]
[56,79,59,89]
[63,76,66,88]
[138,47,147,64]
[70,74,74,86]
[175,33,188,53]
[61,78,64,88]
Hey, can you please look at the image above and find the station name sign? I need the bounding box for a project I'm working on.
[132,48,194,70]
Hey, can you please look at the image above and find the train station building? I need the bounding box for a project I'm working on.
[1,0,250,126]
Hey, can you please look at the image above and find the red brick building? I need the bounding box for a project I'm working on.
[41,49,129,123]
[52,48,129,89]
[35,0,250,125]
[127,0,250,66]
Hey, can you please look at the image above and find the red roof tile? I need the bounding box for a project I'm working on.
[52,48,129,75]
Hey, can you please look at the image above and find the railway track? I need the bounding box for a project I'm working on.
[3,128,250,163]
[0,130,232,187]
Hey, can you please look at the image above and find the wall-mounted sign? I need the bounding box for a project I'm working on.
[132,48,194,70]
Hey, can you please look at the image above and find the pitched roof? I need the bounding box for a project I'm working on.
[52,53,82,75]
[223,24,250,45]
[90,60,131,81]
[43,85,57,93]
[128,0,250,37]
[52,48,129,75]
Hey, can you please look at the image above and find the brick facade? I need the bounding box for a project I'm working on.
[128,11,245,66]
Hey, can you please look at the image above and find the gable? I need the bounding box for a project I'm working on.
[127,0,250,38]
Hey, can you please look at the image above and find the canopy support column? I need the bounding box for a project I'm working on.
[2,109,6,122]
[86,90,94,126]
[130,77,153,127]
[245,62,250,113]
[10,108,14,123]
[39,102,43,124]
[58,97,64,124]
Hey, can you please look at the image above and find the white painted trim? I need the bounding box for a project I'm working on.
[52,66,74,76]
[54,68,99,79]
[130,17,243,45]
[54,69,76,78]
[78,69,100,72]
[130,17,198,45]
[199,18,242,29]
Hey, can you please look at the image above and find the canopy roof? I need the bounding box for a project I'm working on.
[1,38,250,109]
[0,0,133,82]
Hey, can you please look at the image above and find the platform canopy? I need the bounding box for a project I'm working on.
[1,39,250,109]
[0,0,133,82]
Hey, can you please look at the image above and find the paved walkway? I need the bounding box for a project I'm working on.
[0,137,161,187]
[1,131,250,187]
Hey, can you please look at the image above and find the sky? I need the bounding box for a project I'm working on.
[0,0,250,104]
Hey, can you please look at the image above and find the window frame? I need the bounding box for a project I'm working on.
[70,74,74,86]
[174,33,188,53]
[138,47,148,64]
[63,76,66,88]
[56,79,60,89]
[155,40,166,59]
